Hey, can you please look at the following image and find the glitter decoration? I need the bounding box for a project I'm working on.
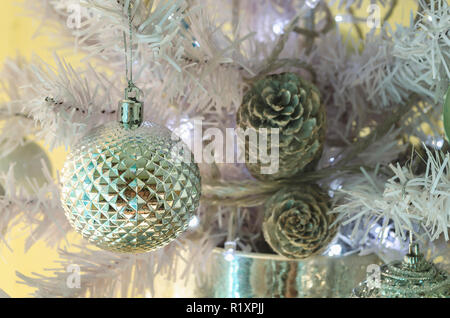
[353,244,450,298]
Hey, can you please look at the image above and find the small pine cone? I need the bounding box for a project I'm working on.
[262,185,338,259]
[236,72,326,180]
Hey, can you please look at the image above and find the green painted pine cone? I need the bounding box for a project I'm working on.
[263,185,337,259]
[236,72,326,180]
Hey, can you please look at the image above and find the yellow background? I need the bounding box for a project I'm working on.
[0,0,417,297]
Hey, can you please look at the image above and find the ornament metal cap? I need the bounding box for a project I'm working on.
[118,84,143,129]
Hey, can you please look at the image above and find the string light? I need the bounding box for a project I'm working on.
[188,215,200,229]
[272,23,283,35]
[305,0,320,9]
[327,244,343,257]
[428,137,444,150]
[272,20,289,35]
[328,178,343,198]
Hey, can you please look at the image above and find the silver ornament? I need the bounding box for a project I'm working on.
[60,86,201,253]
[353,244,450,298]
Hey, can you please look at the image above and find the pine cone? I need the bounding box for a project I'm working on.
[236,72,326,180]
[262,185,337,259]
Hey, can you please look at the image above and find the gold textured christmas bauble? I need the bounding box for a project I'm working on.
[60,121,201,253]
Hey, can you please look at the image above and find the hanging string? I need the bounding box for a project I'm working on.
[123,3,134,87]
[122,2,142,102]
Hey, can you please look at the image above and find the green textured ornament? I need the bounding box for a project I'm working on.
[263,185,337,259]
[353,244,450,298]
[236,72,326,180]
[60,86,201,253]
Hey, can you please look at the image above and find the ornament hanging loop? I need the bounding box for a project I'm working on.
[118,2,143,130]
[125,82,143,102]
[123,3,134,86]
